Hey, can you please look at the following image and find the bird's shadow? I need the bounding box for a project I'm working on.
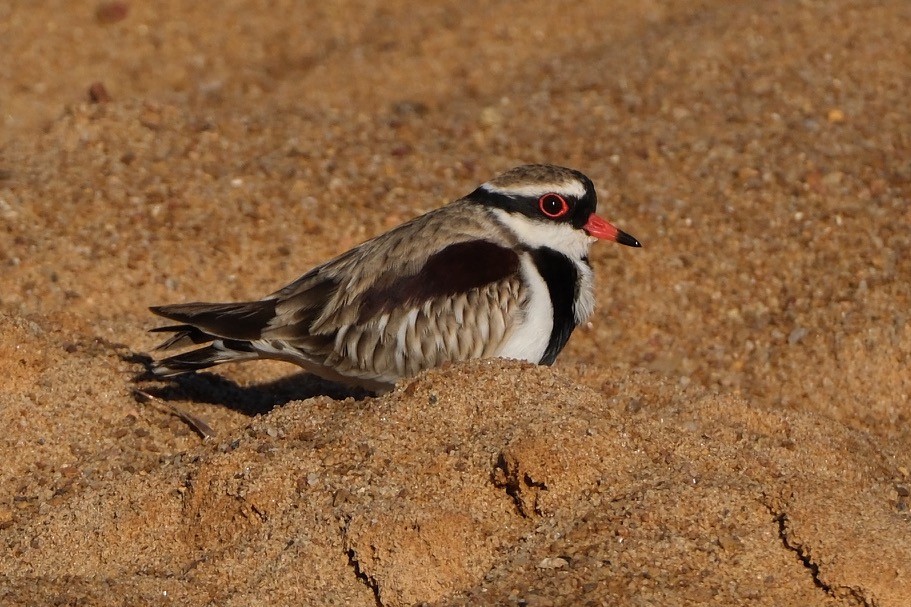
[125,353,373,417]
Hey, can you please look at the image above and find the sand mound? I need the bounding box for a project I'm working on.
[3,340,908,605]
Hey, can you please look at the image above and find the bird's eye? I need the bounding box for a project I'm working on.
[538,193,570,218]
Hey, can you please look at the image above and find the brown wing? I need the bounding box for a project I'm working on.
[355,239,520,321]
[318,275,527,383]
[262,211,527,384]
[263,201,518,337]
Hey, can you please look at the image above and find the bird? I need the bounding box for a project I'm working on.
[148,164,641,392]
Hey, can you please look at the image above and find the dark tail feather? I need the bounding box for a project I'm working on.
[148,300,276,376]
[150,300,277,341]
[151,340,259,377]
[150,324,217,351]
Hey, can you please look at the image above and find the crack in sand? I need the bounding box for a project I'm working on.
[493,451,550,518]
[345,546,383,607]
[769,507,873,607]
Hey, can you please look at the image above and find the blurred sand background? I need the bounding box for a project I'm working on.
[1,1,910,605]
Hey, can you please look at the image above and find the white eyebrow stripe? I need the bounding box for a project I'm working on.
[480,180,587,200]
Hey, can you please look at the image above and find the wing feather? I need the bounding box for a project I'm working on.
[298,277,526,384]
[265,202,516,332]
[256,204,526,384]
[150,301,277,341]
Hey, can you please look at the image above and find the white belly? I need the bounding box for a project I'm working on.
[495,255,553,363]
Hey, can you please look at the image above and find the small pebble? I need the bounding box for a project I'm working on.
[827,108,845,123]
[788,327,808,345]
[95,1,129,24]
[88,82,111,104]
[536,557,569,570]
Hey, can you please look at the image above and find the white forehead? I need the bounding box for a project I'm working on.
[480,179,587,200]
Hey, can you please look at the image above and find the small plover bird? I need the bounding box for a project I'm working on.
[149,164,640,391]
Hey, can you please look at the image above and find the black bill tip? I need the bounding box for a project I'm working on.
[616,230,642,248]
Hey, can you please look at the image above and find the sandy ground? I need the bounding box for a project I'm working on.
[1,1,910,605]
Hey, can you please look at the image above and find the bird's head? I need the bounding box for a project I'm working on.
[470,164,641,257]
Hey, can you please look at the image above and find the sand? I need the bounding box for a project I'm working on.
[1,0,910,605]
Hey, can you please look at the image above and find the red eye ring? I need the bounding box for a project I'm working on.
[538,193,570,218]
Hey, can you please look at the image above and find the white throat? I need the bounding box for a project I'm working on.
[490,208,598,325]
